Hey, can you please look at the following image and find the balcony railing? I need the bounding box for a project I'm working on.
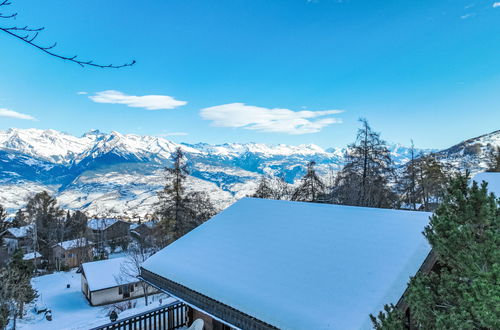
[90,301,188,330]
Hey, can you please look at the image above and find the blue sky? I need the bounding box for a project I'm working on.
[1,0,499,148]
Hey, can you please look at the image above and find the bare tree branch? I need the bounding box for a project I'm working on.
[0,1,135,69]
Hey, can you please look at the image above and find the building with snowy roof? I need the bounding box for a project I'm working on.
[52,237,93,269]
[0,224,33,255]
[87,218,131,252]
[80,257,158,306]
[140,198,434,330]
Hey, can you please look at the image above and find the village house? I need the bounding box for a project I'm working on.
[87,218,131,252]
[140,197,434,330]
[52,238,93,269]
[130,220,158,244]
[0,224,33,255]
[80,257,158,306]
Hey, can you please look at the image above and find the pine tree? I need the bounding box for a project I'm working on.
[0,204,7,232]
[25,191,65,269]
[372,174,500,329]
[398,141,419,210]
[292,161,326,202]
[253,176,275,199]
[0,249,37,327]
[333,119,396,208]
[415,154,449,211]
[156,148,216,245]
[12,209,27,227]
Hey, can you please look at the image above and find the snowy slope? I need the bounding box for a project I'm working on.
[1,128,498,216]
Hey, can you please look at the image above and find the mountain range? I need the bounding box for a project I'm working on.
[0,128,498,218]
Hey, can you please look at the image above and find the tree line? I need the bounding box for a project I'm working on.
[254,119,500,211]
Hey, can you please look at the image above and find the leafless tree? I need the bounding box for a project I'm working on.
[0,0,135,68]
[118,242,157,306]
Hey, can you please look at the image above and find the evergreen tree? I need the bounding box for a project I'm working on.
[25,191,65,268]
[292,161,325,202]
[415,154,449,211]
[0,249,37,327]
[372,174,500,329]
[398,141,419,210]
[333,119,396,208]
[64,210,88,239]
[370,304,405,330]
[252,176,275,199]
[487,146,500,172]
[0,204,7,233]
[156,148,216,245]
[12,209,27,228]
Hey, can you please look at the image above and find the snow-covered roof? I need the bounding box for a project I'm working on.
[472,172,500,196]
[142,198,432,330]
[4,225,32,238]
[23,251,42,260]
[130,221,157,231]
[87,218,120,231]
[54,238,91,250]
[81,257,138,291]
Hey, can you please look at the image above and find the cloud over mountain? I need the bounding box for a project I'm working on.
[200,103,343,134]
[89,90,187,110]
[0,108,36,121]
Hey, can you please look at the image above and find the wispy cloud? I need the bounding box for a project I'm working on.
[88,90,187,110]
[0,108,37,121]
[493,2,500,8]
[77,91,88,95]
[460,13,474,19]
[200,103,343,135]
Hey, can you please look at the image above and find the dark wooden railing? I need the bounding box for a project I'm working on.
[90,301,188,330]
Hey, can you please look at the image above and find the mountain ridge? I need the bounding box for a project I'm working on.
[1,128,498,217]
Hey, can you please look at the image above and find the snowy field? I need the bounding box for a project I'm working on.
[17,269,176,330]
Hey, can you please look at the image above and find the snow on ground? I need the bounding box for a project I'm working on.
[17,269,176,330]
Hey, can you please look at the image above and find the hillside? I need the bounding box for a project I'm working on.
[1,128,498,217]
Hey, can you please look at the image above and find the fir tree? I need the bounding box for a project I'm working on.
[292,161,326,202]
[156,148,216,245]
[415,154,449,211]
[370,304,405,330]
[0,249,37,327]
[372,174,500,329]
[0,204,7,233]
[25,191,65,269]
[333,119,396,208]
[12,209,27,227]
[253,176,275,199]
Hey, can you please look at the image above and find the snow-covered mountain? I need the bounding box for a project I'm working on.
[0,128,498,217]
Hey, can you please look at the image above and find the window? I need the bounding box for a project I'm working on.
[129,284,134,292]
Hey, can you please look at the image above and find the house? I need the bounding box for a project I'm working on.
[0,225,33,255]
[23,251,43,264]
[130,220,158,244]
[87,218,131,251]
[140,198,433,330]
[80,257,158,306]
[52,238,93,269]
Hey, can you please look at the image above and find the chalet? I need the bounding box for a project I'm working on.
[0,225,33,254]
[23,251,42,264]
[140,198,433,330]
[52,238,93,269]
[87,218,131,251]
[80,257,158,306]
[130,220,158,243]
